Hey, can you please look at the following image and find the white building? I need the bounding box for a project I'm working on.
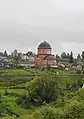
[20,54,35,67]
[21,54,29,60]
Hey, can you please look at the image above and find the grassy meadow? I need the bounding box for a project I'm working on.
[0,67,84,119]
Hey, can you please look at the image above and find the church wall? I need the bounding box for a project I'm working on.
[35,54,47,65]
[43,60,56,66]
[38,48,51,55]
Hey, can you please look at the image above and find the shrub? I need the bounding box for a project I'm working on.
[76,70,81,74]
[76,88,84,100]
[26,73,59,103]
[82,70,84,74]
[40,106,57,119]
[4,88,9,96]
[77,79,83,88]
[17,73,60,108]
[30,105,64,119]
[64,100,84,119]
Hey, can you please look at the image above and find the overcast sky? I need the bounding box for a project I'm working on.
[0,0,84,57]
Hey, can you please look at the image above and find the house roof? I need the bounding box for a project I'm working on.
[43,55,55,60]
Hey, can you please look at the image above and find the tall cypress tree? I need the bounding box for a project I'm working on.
[81,51,84,63]
[69,51,73,63]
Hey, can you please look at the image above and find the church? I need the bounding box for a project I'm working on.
[35,41,56,67]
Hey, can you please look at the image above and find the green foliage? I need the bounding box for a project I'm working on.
[26,73,59,102]
[17,73,60,108]
[69,51,73,63]
[64,100,84,119]
[75,89,84,101]
[81,51,84,62]
[77,79,83,88]
[0,68,84,119]
[0,93,13,117]
[4,50,8,57]
[23,105,64,119]
[76,69,81,74]
[82,70,84,74]
[39,106,63,119]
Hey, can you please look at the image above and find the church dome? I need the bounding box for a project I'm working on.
[38,41,51,49]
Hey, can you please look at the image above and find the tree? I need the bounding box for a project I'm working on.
[76,88,84,100]
[81,51,84,59]
[17,73,60,108]
[26,73,59,103]
[77,54,81,60]
[61,52,66,59]
[13,51,21,66]
[61,52,70,59]
[64,100,84,119]
[4,50,8,57]
[0,52,4,56]
[69,51,73,63]
[13,55,21,65]
[40,106,63,119]
[81,51,84,63]
[67,53,70,57]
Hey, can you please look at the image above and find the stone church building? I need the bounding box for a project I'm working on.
[35,41,56,67]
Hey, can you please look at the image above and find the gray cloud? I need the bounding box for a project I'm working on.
[0,0,84,57]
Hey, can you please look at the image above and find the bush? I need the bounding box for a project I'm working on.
[28,105,64,119]
[76,88,84,101]
[82,70,84,74]
[76,70,81,74]
[26,73,59,103]
[40,106,59,119]
[17,73,60,108]
[4,88,9,96]
[64,100,84,119]
[77,79,83,88]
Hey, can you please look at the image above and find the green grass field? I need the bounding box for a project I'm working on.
[0,67,83,119]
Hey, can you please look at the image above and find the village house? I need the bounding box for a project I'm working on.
[19,51,35,67]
